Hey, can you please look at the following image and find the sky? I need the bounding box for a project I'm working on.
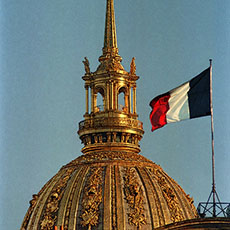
[1,0,230,229]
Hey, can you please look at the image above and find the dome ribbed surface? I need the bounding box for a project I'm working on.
[21,152,198,230]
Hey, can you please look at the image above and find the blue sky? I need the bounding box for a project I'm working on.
[1,0,230,228]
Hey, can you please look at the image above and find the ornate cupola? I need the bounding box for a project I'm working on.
[78,0,144,154]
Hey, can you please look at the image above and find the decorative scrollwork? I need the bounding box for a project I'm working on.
[96,57,125,73]
[80,167,103,230]
[156,171,184,222]
[123,167,147,228]
[40,168,74,230]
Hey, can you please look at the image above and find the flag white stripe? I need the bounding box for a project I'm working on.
[166,82,190,123]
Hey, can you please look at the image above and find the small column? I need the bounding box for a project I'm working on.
[133,86,137,114]
[103,96,105,111]
[110,81,114,110]
[129,86,132,113]
[94,93,97,112]
[86,135,91,145]
[134,135,138,144]
[85,85,89,114]
[106,82,110,110]
[91,86,94,113]
[121,133,125,142]
[112,132,117,142]
[99,134,103,143]
[131,135,135,144]
[107,132,111,142]
[114,82,118,110]
[125,94,129,112]
[126,134,131,143]
[93,134,98,143]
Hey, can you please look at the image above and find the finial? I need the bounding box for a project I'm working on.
[209,59,212,67]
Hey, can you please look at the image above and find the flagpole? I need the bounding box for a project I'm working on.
[209,59,216,217]
[196,61,229,218]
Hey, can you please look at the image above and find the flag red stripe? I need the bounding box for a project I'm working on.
[150,93,170,131]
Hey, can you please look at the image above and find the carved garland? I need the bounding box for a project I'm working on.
[156,170,184,223]
[40,168,74,230]
[123,167,147,228]
[146,167,165,226]
[80,167,103,230]
[169,176,198,217]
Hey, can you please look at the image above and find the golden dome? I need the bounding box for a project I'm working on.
[21,0,199,229]
[21,151,197,230]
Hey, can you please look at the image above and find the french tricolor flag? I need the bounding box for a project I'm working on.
[150,68,211,131]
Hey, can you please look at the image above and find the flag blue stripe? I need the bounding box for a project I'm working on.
[188,68,211,119]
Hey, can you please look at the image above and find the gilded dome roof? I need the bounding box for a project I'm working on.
[21,151,198,230]
[21,1,199,229]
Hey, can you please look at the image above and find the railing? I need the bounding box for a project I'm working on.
[197,202,230,218]
[94,104,128,113]
[79,117,143,131]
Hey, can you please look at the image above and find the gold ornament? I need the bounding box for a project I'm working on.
[80,167,103,229]
[156,171,184,222]
[40,168,74,230]
[123,167,147,228]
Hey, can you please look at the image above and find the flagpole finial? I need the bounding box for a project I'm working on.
[209,59,212,66]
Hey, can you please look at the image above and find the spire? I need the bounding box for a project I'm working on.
[103,0,118,55]
[97,0,124,73]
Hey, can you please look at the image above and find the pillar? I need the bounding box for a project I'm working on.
[133,86,136,114]
[106,82,109,110]
[85,85,89,114]
[125,94,128,112]
[110,81,114,110]
[91,86,94,113]
[114,82,117,110]
[129,86,132,113]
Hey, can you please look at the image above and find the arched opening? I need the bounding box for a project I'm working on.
[118,92,125,110]
[95,87,105,112]
[118,87,127,112]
